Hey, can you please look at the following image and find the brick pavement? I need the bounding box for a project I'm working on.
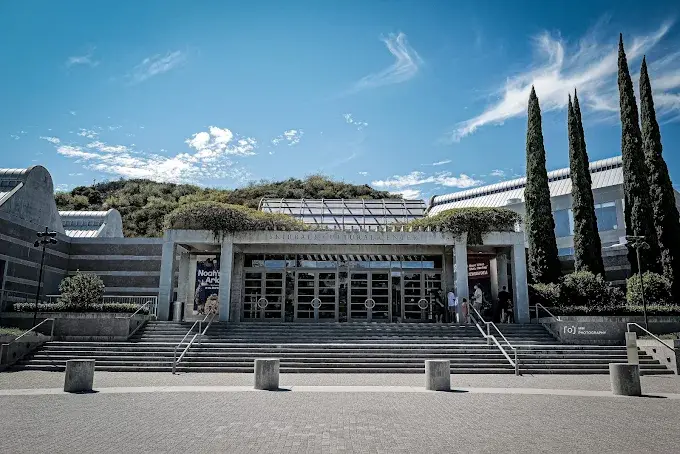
[2,389,680,453]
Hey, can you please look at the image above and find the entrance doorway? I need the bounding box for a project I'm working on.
[242,271,285,320]
[294,271,338,321]
[348,271,390,321]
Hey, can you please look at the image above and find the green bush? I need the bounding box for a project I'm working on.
[550,304,680,316]
[529,282,562,306]
[406,207,520,245]
[626,272,673,306]
[58,271,105,309]
[10,302,147,314]
[164,201,306,238]
[560,271,622,307]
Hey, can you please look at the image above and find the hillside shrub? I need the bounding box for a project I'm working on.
[58,271,105,309]
[406,207,520,245]
[626,272,672,306]
[560,271,622,307]
[529,282,562,307]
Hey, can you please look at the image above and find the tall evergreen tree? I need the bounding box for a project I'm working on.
[569,93,605,275]
[617,34,660,273]
[525,86,562,283]
[639,56,680,298]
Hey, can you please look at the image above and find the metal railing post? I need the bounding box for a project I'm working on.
[172,348,177,374]
[514,350,519,376]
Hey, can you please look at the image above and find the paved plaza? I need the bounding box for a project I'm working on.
[2,372,680,453]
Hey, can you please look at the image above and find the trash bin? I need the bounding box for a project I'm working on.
[173,301,184,321]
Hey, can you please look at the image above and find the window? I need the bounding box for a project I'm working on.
[558,247,574,256]
[595,201,618,231]
[553,209,573,237]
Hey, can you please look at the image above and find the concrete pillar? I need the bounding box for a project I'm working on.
[454,236,469,320]
[178,249,191,306]
[497,253,509,293]
[218,237,234,322]
[489,257,499,302]
[158,233,177,321]
[510,242,529,324]
[64,359,95,393]
[425,360,450,391]
[625,332,639,365]
[254,358,280,390]
[609,363,641,396]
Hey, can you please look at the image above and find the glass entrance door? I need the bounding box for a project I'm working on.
[401,271,442,321]
[242,271,285,320]
[348,271,391,321]
[294,271,338,321]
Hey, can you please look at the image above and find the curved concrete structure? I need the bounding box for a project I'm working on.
[609,363,641,396]
[254,359,280,390]
[425,360,450,391]
[64,359,95,393]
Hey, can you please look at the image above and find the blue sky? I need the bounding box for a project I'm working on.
[2,1,680,201]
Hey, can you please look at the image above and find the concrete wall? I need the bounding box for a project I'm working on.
[539,316,680,345]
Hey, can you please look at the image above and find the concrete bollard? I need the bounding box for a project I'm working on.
[625,332,639,365]
[425,360,450,391]
[609,363,641,396]
[64,359,95,393]
[254,358,280,390]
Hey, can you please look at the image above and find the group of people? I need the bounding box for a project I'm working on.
[429,285,514,324]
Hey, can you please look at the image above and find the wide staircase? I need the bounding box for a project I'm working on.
[13,321,673,374]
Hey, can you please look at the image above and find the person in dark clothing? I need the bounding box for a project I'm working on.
[498,286,512,323]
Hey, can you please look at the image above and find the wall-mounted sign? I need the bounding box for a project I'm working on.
[194,257,220,315]
[468,260,489,278]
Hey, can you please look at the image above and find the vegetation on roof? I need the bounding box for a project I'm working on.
[406,207,520,245]
[55,175,396,237]
[164,201,306,238]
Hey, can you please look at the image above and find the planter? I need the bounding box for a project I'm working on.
[0,312,149,341]
[537,315,680,345]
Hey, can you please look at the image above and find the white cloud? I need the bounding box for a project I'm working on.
[40,136,61,144]
[68,173,83,176]
[69,111,76,116]
[66,47,98,67]
[45,126,255,184]
[431,160,451,166]
[127,51,186,84]
[490,169,505,177]
[358,171,368,176]
[449,21,676,141]
[108,125,122,131]
[10,134,20,140]
[271,129,304,146]
[350,32,423,93]
[343,113,369,131]
[372,171,482,190]
[55,183,72,192]
[77,128,99,139]
[391,189,422,199]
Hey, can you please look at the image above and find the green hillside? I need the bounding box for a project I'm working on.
[55,175,396,237]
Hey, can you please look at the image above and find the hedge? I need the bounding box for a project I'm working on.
[10,302,149,314]
[626,272,673,306]
[546,304,680,316]
[406,207,520,245]
[164,201,306,238]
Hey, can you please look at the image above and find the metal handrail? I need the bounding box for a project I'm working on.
[533,303,561,322]
[172,313,212,374]
[128,300,155,319]
[469,305,516,351]
[1,318,55,367]
[627,322,676,354]
[469,307,519,375]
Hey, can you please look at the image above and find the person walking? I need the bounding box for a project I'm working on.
[461,297,469,324]
[472,284,484,317]
[447,290,458,323]
[432,290,445,323]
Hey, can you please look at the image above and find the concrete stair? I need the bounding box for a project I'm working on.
[13,322,674,375]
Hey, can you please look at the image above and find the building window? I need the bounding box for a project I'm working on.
[558,247,574,256]
[595,201,618,231]
[553,209,573,238]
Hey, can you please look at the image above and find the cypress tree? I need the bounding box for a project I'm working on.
[569,92,605,275]
[525,86,562,283]
[639,56,680,298]
[617,34,660,274]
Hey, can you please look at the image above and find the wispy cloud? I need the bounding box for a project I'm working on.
[343,113,368,131]
[69,111,77,116]
[372,171,482,191]
[77,128,99,139]
[490,169,505,177]
[392,189,422,200]
[127,51,186,84]
[430,160,451,166]
[448,21,675,141]
[66,47,99,67]
[349,32,422,93]
[40,136,61,144]
[271,129,304,146]
[358,171,369,176]
[43,126,256,184]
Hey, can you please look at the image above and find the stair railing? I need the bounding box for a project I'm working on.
[469,306,520,376]
[172,313,212,374]
[627,322,676,354]
[1,318,55,367]
[532,303,561,322]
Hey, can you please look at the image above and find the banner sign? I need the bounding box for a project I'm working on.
[194,257,220,315]
[468,260,490,278]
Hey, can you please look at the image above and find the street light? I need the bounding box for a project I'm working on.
[33,227,57,327]
[625,235,650,330]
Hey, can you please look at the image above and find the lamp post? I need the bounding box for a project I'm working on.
[33,227,57,328]
[625,235,650,330]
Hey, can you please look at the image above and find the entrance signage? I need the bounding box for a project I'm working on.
[468,261,489,278]
[194,257,220,315]
[238,230,448,245]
